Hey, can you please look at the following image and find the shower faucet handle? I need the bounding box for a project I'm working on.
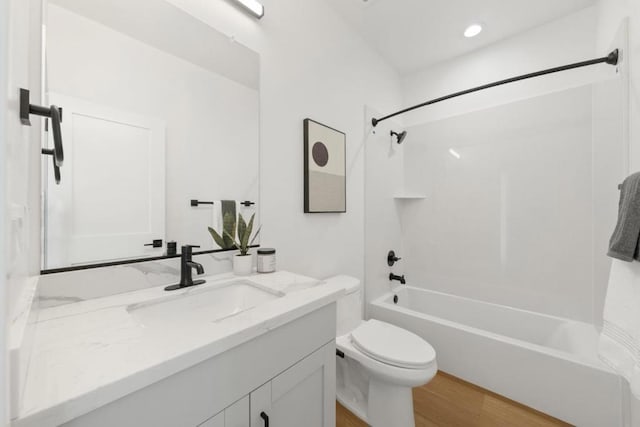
[388,250,402,266]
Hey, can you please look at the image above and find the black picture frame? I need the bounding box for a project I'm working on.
[304,118,346,213]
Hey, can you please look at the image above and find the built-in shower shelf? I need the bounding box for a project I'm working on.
[393,193,426,200]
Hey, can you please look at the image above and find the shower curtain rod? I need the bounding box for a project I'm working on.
[371,49,620,127]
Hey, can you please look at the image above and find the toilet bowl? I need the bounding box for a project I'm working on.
[327,276,437,427]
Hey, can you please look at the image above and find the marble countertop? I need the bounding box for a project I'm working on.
[12,271,343,427]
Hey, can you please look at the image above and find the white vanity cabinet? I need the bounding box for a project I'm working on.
[250,343,335,427]
[60,303,337,427]
[198,396,248,427]
[199,342,335,427]
[198,411,224,427]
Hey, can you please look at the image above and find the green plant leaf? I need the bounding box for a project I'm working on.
[237,214,247,245]
[208,226,226,249]
[250,225,261,246]
[223,230,245,255]
[241,213,255,251]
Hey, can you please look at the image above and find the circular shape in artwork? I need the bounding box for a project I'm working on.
[312,142,329,167]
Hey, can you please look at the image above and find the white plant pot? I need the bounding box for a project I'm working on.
[233,253,253,276]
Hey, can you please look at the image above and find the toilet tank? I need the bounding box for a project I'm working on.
[325,276,363,337]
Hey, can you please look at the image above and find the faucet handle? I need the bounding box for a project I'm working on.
[181,244,201,256]
[387,250,402,266]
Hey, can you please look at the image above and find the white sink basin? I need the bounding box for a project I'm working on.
[127,280,284,327]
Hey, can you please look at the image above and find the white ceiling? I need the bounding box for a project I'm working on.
[325,0,597,75]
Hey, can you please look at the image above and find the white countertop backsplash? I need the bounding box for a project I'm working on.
[12,270,343,427]
[37,251,235,308]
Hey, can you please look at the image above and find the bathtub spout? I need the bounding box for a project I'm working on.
[389,273,406,285]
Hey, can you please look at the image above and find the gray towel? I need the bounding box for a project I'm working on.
[608,172,640,261]
[221,200,236,224]
[221,200,237,248]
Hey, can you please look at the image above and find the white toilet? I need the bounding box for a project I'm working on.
[327,276,437,427]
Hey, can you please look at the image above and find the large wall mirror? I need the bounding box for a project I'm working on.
[41,0,260,272]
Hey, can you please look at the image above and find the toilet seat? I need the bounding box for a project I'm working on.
[336,332,437,388]
[350,319,435,369]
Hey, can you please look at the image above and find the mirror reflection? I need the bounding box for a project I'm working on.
[42,0,260,271]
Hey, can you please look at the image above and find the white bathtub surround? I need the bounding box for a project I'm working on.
[233,253,254,276]
[399,86,614,322]
[599,259,640,398]
[370,287,622,427]
[12,271,342,427]
[326,276,436,427]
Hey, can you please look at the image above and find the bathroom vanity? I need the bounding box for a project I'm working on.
[12,272,342,427]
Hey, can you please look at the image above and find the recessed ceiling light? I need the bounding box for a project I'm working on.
[464,24,483,38]
[448,148,461,159]
[233,0,264,19]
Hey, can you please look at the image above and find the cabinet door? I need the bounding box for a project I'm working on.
[251,343,336,427]
[198,411,224,427]
[225,396,249,427]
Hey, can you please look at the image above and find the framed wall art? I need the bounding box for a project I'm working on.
[303,119,346,213]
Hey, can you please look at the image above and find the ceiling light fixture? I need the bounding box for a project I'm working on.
[233,0,264,19]
[448,148,461,159]
[464,24,483,38]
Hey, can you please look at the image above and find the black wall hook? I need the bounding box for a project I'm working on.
[21,89,64,184]
[42,148,61,184]
[21,88,64,167]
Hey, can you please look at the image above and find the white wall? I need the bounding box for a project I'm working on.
[163,0,403,283]
[1,0,8,422]
[594,1,640,424]
[596,0,640,173]
[45,5,259,263]
[5,0,42,422]
[5,0,41,319]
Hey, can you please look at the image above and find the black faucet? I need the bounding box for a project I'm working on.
[389,273,406,285]
[164,245,206,291]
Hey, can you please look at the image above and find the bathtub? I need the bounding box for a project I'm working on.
[369,286,624,427]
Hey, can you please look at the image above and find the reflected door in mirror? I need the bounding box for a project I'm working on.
[44,94,166,268]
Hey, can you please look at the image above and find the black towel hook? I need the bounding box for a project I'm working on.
[20,88,64,184]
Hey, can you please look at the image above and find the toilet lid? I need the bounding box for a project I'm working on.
[350,319,435,369]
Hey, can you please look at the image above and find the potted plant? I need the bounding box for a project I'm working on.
[208,213,261,276]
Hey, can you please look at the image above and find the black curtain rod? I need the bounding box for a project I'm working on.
[371,49,619,127]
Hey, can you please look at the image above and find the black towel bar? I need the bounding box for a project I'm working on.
[190,200,214,207]
[191,200,255,207]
